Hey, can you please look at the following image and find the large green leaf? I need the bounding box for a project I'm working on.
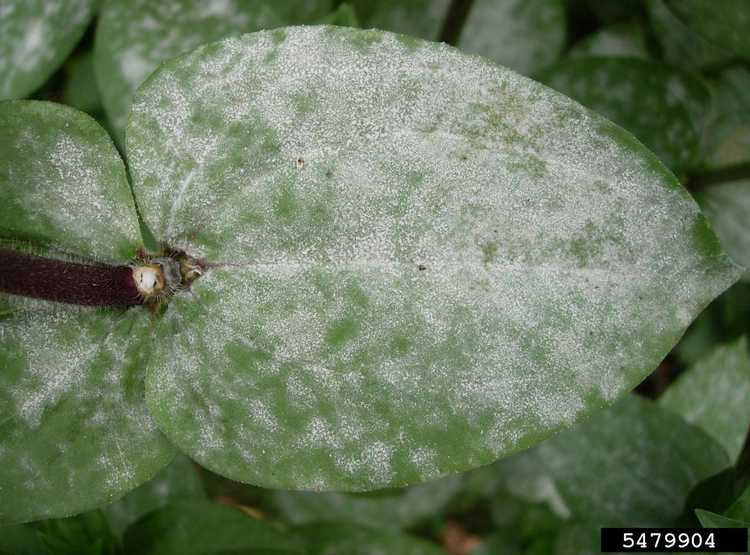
[659,338,750,461]
[125,26,739,490]
[293,522,446,555]
[102,454,206,540]
[0,0,96,100]
[270,475,462,529]
[665,0,750,59]
[457,0,566,75]
[497,396,730,528]
[537,57,710,173]
[0,101,174,523]
[94,0,334,144]
[122,501,299,555]
[698,183,750,282]
[646,0,733,70]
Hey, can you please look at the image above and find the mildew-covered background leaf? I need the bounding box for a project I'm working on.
[701,68,750,170]
[538,57,710,173]
[349,0,450,41]
[665,0,750,60]
[94,0,335,144]
[457,0,566,75]
[122,501,299,555]
[531,396,730,526]
[659,338,750,461]
[568,22,650,60]
[0,101,174,523]
[484,396,730,549]
[697,183,750,282]
[127,26,739,491]
[0,101,139,260]
[102,454,206,540]
[270,475,462,530]
[646,0,734,70]
[0,0,95,100]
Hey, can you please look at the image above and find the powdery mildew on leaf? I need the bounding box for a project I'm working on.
[94,0,334,143]
[0,101,141,261]
[457,0,566,75]
[0,298,175,524]
[538,57,710,173]
[660,337,750,460]
[127,27,740,490]
[0,0,94,100]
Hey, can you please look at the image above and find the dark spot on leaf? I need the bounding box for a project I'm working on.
[417,264,427,271]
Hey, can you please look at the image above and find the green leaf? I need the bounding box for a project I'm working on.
[675,283,750,365]
[701,68,750,169]
[318,3,359,28]
[659,338,750,461]
[126,26,739,490]
[94,0,335,144]
[36,510,118,555]
[270,475,462,529]
[348,0,450,41]
[63,51,103,115]
[665,0,750,59]
[457,0,566,75]
[646,0,734,70]
[726,484,750,522]
[122,501,299,555]
[0,525,48,555]
[696,508,749,528]
[568,22,650,60]
[0,101,174,523]
[538,57,710,173]
[698,182,750,282]
[503,396,730,528]
[102,454,206,540]
[0,0,96,100]
[293,522,446,555]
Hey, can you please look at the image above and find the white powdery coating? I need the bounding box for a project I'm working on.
[95,0,329,141]
[0,0,94,99]
[0,298,174,522]
[1,102,141,261]
[129,27,739,490]
[458,0,566,75]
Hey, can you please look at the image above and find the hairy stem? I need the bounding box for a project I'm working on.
[0,248,142,307]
